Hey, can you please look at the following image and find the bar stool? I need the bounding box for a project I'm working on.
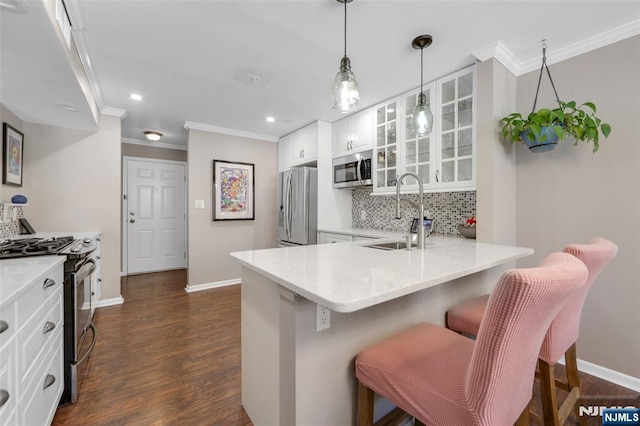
[445,238,618,425]
[355,252,588,426]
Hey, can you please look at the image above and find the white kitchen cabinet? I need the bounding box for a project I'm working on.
[372,65,476,193]
[0,258,64,426]
[278,121,319,171]
[317,232,353,244]
[332,107,374,158]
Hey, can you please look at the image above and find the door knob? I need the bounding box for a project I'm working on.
[129,219,135,223]
[130,212,135,216]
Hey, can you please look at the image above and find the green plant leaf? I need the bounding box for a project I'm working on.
[552,125,564,140]
[583,102,597,112]
[566,101,577,108]
[601,123,611,137]
[530,122,541,137]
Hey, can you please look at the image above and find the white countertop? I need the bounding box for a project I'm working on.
[0,256,65,307]
[230,236,533,313]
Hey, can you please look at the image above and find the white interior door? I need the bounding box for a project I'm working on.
[126,159,186,274]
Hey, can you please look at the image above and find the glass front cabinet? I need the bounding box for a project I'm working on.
[372,65,476,193]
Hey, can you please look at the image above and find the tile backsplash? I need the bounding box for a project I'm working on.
[0,204,25,238]
[352,187,476,236]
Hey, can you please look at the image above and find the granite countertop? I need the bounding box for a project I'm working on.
[0,256,65,308]
[230,236,533,313]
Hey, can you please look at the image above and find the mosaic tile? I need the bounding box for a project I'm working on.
[0,205,25,238]
[352,187,476,236]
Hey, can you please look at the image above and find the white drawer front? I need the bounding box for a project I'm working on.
[0,342,17,426]
[0,302,16,349]
[17,264,63,326]
[20,286,63,387]
[21,337,63,426]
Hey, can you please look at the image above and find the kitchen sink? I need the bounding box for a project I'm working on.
[364,241,416,250]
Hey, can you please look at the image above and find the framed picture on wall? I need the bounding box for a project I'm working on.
[3,123,24,187]
[212,159,255,221]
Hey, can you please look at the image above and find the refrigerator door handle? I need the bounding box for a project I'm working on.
[357,158,363,185]
[285,172,292,241]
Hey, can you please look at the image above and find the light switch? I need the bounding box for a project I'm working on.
[194,200,205,209]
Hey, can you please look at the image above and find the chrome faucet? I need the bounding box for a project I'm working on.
[396,172,426,249]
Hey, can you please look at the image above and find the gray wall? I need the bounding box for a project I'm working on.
[187,129,278,286]
[122,142,187,162]
[515,36,640,377]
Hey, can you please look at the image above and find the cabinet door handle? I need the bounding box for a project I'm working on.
[0,321,8,334]
[43,321,56,334]
[436,169,440,183]
[43,278,56,289]
[96,256,101,260]
[0,390,9,408]
[43,374,56,390]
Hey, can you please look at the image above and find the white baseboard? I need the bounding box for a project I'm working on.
[185,278,240,293]
[96,296,124,308]
[558,357,640,392]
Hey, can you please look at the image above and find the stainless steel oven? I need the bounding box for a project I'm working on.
[60,239,99,405]
[332,150,372,188]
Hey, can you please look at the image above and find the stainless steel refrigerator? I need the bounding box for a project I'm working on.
[277,167,318,247]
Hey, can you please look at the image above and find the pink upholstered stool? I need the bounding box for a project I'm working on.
[444,238,618,425]
[355,252,588,426]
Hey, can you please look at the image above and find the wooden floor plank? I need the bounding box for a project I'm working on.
[52,269,639,425]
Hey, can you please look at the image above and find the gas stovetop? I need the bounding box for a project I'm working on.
[0,236,75,259]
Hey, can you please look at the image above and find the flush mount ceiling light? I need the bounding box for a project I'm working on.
[411,35,434,135]
[55,102,80,112]
[130,93,143,101]
[144,130,162,141]
[331,0,359,113]
[266,116,275,123]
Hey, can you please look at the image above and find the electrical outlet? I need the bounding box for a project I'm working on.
[360,210,367,221]
[316,304,331,332]
[194,200,205,209]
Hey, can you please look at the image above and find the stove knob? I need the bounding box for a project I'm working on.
[83,237,91,244]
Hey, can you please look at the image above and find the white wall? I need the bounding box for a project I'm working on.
[187,129,278,287]
[515,36,640,378]
[12,115,122,301]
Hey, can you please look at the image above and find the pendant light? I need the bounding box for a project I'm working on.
[331,0,359,113]
[411,35,434,135]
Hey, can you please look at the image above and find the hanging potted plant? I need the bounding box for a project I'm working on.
[499,42,611,153]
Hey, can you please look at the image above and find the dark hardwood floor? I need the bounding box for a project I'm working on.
[52,270,252,425]
[52,270,638,425]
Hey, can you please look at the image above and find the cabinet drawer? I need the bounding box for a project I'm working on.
[0,342,17,426]
[17,263,63,325]
[21,338,63,426]
[0,302,16,348]
[19,286,63,386]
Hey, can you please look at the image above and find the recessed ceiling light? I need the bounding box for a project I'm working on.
[144,130,163,141]
[55,102,80,112]
[266,117,275,123]
[387,108,395,113]
[130,94,143,101]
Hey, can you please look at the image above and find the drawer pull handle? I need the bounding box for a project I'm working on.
[43,321,56,334]
[43,374,56,390]
[0,320,8,334]
[43,278,56,289]
[0,390,8,408]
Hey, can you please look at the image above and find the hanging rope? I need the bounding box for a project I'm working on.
[531,40,562,113]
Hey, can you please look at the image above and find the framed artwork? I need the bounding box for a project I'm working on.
[3,123,24,187]
[212,159,255,221]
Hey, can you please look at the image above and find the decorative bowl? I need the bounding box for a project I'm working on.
[11,194,27,204]
[458,225,476,239]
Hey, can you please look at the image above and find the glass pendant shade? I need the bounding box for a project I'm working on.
[411,93,433,135]
[332,56,359,113]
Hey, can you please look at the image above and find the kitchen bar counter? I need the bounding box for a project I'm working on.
[231,237,533,425]
[230,235,532,313]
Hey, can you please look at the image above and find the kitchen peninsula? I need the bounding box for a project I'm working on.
[230,236,533,425]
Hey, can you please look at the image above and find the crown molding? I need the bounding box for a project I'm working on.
[184,121,279,143]
[472,41,523,76]
[102,107,127,119]
[122,137,188,151]
[518,19,640,74]
[474,19,640,76]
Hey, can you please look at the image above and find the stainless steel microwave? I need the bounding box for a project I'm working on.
[332,151,372,188]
